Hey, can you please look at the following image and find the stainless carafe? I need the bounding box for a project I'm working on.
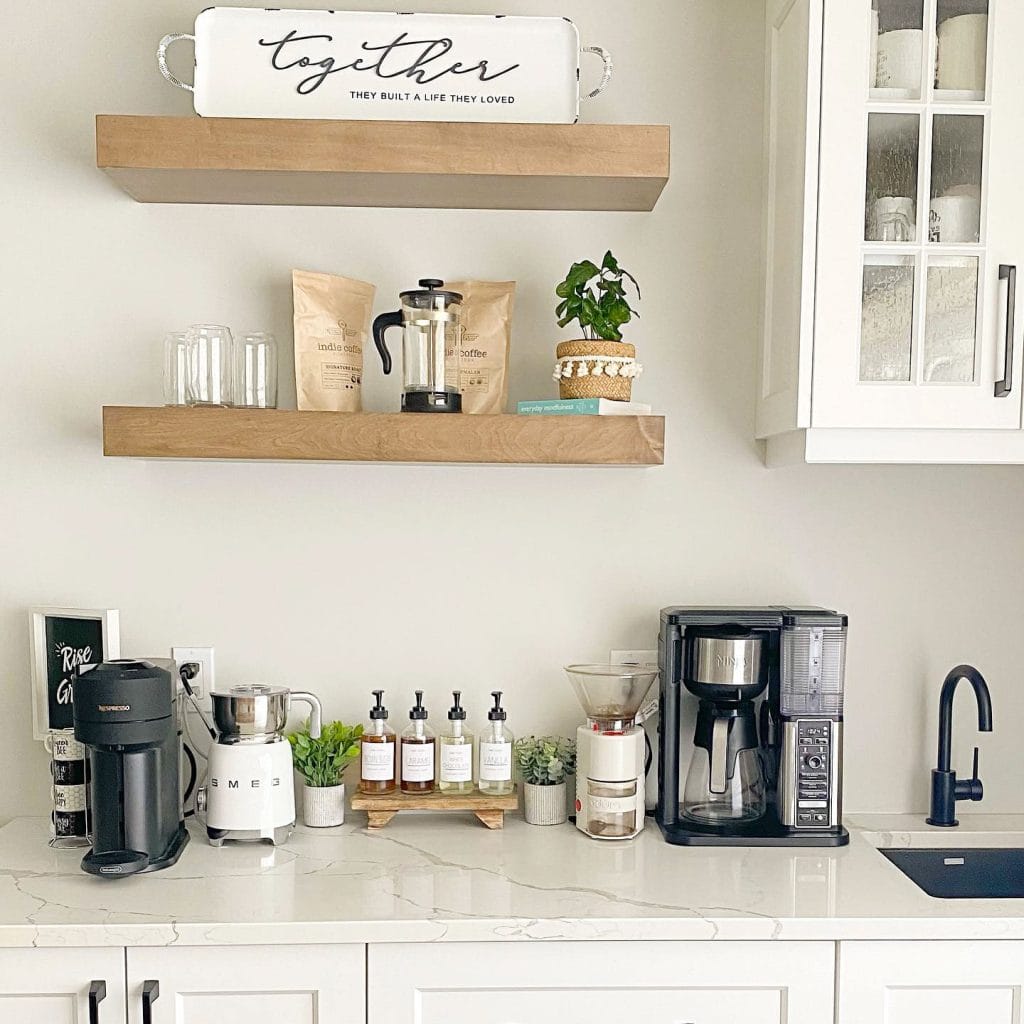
[372,279,463,413]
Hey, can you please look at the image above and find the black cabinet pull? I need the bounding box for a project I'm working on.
[142,979,160,1024]
[88,980,107,1024]
[995,264,1016,397]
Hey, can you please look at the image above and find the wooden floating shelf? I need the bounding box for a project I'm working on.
[95,115,670,211]
[351,789,519,830]
[101,407,665,466]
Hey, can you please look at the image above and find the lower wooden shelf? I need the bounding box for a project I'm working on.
[101,407,665,466]
[351,788,519,830]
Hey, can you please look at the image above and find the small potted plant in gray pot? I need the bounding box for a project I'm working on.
[553,250,642,401]
[514,735,577,826]
[289,720,363,828]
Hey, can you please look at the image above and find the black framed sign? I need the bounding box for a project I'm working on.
[30,607,120,740]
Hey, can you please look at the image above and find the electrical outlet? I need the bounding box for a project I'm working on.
[171,646,215,699]
[611,649,658,667]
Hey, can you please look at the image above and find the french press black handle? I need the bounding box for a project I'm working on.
[371,311,402,375]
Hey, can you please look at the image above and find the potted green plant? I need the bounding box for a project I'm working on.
[554,250,642,401]
[514,735,577,826]
[288,720,363,828]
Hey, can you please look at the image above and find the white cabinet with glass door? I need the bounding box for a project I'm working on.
[759,0,1024,462]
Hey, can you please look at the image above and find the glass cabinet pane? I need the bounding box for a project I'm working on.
[935,0,989,97]
[929,114,984,243]
[861,258,916,381]
[872,0,925,98]
[922,256,979,382]
[865,114,920,241]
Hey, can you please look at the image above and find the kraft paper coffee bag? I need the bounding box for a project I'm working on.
[292,269,375,412]
[448,280,516,414]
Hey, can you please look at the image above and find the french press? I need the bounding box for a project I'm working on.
[372,279,463,413]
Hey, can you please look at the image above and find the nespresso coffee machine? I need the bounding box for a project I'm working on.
[73,660,189,876]
[657,608,848,846]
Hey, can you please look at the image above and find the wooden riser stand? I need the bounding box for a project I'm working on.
[351,788,519,830]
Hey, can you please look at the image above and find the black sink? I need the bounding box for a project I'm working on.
[882,847,1024,898]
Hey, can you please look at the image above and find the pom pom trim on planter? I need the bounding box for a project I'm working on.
[552,355,644,383]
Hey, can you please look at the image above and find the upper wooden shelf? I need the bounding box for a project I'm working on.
[95,115,670,211]
[102,407,665,466]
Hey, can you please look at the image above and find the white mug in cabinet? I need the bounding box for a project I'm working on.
[930,191,982,244]
[875,29,923,91]
[870,196,917,242]
[937,14,988,92]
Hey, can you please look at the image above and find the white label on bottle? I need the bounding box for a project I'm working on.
[479,741,512,782]
[588,795,636,813]
[440,743,473,782]
[361,741,394,781]
[402,741,435,783]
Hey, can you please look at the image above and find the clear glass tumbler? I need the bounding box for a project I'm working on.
[234,331,278,409]
[163,332,189,406]
[186,324,234,406]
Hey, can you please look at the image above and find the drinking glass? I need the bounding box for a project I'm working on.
[234,331,278,409]
[186,325,234,406]
[163,332,189,406]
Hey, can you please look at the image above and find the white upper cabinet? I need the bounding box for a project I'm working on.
[759,0,1024,462]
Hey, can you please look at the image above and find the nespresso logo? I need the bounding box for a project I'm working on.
[715,655,747,669]
[211,777,281,789]
[97,704,131,712]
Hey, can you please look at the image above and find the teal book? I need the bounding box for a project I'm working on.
[517,399,652,416]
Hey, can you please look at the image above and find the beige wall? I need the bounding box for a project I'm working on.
[3,0,1024,823]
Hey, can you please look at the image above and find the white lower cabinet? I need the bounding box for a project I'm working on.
[0,946,125,1024]
[838,940,1024,1023]
[125,944,364,1024]
[369,941,836,1024]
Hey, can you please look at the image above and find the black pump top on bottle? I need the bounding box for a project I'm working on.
[448,691,466,721]
[488,691,507,721]
[370,689,389,720]
[410,690,429,720]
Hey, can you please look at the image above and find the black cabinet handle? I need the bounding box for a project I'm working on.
[142,980,160,1024]
[88,980,107,1024]
[995,264,1016,397]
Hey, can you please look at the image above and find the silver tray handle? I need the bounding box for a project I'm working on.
[581,45,613,99]
[158,33,195,93]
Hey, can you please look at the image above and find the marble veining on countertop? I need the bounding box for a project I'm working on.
[2,813,1024,947]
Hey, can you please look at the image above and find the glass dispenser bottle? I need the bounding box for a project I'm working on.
[400,691,436,794]
[478,691,513,796]
[438,691,474,794]
[360,690,396,795]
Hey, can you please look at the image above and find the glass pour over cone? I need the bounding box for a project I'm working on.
[565,664,659,728]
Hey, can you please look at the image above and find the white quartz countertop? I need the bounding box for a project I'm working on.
[3,813,1024,947]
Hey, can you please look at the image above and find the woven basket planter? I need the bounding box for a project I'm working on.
[554,341,640,401]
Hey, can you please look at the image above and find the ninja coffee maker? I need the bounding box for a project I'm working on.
[73,660,189,876]
[657,608,848,847]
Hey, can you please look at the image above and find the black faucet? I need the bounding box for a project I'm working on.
[926,664,993,827]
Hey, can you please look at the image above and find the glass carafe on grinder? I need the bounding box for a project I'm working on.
[372,279,463,413]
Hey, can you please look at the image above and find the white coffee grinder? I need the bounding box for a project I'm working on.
[565,664,658,841]
[196,684,322,847]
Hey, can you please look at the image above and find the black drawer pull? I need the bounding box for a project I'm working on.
[88,980,107,1024]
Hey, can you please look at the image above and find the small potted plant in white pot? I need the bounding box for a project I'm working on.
[514,735,577,826]
[553,250,642,400]
[289,720,362,828]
